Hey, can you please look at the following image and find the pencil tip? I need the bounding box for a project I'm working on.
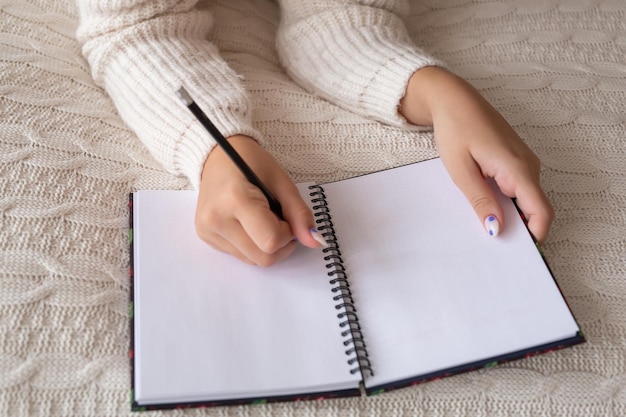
[176,87,193,105]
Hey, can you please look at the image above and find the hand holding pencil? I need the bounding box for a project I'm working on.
[178,88,325,266]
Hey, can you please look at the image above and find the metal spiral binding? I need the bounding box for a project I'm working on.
[308,185,374,377]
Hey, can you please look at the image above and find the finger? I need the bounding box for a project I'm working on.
[236,198,297,255]
[512,181,554,244]
[195,202,297,266]
[194,217,258,265]
[199,232,256,265]
[272,180,323,249]
[207,217,298,266]
[443,153,505,237]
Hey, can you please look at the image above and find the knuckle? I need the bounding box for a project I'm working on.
[195,208,222,233]
[513,151,541,176]
[258,233,283,254]
[469,194,493,211]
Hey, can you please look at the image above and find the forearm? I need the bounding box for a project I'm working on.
[76,0,263,187]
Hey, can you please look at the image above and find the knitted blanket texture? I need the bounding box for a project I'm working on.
[1,1,625,416]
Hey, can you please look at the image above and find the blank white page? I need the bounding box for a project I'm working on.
[321,159,580,389]
[132,188,360,405]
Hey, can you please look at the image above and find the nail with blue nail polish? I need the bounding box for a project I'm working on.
[310,227,329,248]
[484,215,500,237]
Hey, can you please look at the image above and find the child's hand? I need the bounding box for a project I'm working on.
[401,67,554,243]
[196,135,321,266]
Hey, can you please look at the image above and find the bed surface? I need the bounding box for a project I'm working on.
[1,1,625,416]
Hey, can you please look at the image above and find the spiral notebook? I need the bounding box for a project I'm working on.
[129,158,583,411]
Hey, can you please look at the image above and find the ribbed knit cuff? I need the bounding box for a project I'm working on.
[177,109,264,189]
[277,6,446,129]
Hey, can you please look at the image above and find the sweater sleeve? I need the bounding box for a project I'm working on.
[276,0,445,129]
[76,0,263,188]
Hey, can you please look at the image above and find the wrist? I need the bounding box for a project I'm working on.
[202,134,259,180]
[400,67,486,127]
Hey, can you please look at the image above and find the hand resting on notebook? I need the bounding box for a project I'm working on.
[400,67,554,245]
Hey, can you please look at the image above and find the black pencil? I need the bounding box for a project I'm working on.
[176,87,284,220]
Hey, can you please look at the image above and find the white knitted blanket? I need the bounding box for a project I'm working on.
[1,1,625,416]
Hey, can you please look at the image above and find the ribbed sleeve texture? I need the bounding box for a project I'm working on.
[76,0,443,186]
[76,0,263,188]
[276,0,444,129]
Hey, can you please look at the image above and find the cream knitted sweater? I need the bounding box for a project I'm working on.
[76,0,441,187]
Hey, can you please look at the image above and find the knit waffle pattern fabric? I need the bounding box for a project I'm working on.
[1,1,625,416]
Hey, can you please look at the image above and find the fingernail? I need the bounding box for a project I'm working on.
[310,227,329,248]
[484,215,500,237]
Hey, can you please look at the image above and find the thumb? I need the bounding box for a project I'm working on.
[444,155,505,238]
[275,181,326,249]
